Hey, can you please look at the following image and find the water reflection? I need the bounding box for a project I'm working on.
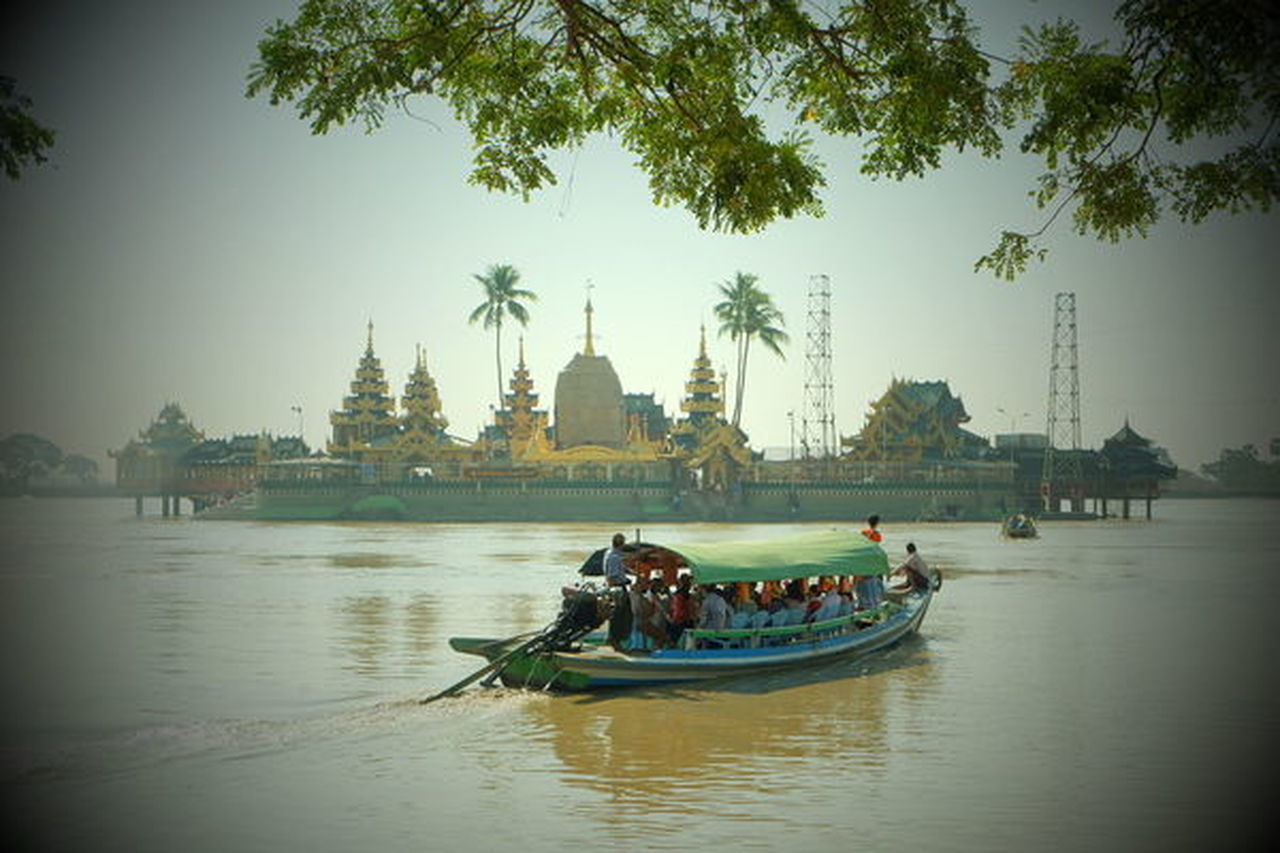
[403,595,440,657]
[499,593,546,633]
[337,594,448,674]
[337,596,393,675]
[327,553,398,569]
[511,637,941,817]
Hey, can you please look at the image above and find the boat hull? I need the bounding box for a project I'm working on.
[451,591,932,691]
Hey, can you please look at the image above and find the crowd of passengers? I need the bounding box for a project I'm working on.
[612,571,888,651]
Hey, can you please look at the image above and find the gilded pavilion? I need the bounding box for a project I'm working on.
[841,378,990,462]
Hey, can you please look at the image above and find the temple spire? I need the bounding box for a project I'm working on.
[365,319,374,354]
[584,298,596,357]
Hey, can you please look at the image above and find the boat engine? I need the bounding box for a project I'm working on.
[544,589,609,650]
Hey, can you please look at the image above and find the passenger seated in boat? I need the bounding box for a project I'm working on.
[803,583,825,622]
[812,585,843,623]
[697,584,732,631]
[779,592,807,626]
[629,576,669,650]
[838,591,854,617]
[854,573,885,609]
[666,574,695,645]
[647,578,671,649]
[890,542,931,593]
[734,583,759,615]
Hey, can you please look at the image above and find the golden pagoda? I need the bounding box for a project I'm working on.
[328,322,399,459]
[669,326,751,491]
[497,337,549,459]
[553,298,626,449]
[394,344,462,467]
[672,325,725,442]
[508,298,664,479]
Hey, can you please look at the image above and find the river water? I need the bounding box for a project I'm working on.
[1,497,1274,851]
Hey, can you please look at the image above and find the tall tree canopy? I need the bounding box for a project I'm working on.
[713,271,788,428]
[248,1,1279,277]
[468,263,536,410]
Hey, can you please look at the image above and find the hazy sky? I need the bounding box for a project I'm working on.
[3,1,1277,473]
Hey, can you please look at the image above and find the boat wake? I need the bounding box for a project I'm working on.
[1,687,547,786]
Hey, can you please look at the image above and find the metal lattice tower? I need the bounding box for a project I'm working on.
[802,274,834,459]
[1042,292,1083,508]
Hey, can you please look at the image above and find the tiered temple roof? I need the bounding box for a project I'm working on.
[843,379,989,461]
[112,402,206,488]
[496,337,549,452]
[671,326,727,451]
[666,326,750,489]
[329,322,399,454]
[138,402,204,453]
[400,344,449,439]
[1100,419,1177,480]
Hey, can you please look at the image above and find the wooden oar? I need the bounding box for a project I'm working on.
[420,631,550,705]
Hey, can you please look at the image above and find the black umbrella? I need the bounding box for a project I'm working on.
[578,542,660,575]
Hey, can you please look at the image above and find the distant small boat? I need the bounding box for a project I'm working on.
[1001,514,1038,539]
[430,530,938,698]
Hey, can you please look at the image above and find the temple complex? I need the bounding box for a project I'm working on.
[109,294,1180,523]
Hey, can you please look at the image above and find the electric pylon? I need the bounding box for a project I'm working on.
[802,274,834,460]
[1041,292,1084,510]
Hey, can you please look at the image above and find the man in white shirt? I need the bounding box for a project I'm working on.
[604,532,632,650]
[697,585,732,631]
[890,542,930,592]
[604,533,629,587]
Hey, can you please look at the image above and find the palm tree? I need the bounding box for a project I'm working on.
[713,271,789,428]
[468,263,537,410]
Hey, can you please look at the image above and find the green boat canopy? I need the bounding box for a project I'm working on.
[663,530,889,585]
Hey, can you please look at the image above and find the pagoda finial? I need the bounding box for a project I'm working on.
[518,335,526,367]
[584,294,596,357]
[698,324,707,358]
[366,319,374,354]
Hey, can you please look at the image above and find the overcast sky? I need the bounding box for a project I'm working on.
[3,1,1277,473]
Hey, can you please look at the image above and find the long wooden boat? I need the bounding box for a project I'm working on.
[446,530,938,693]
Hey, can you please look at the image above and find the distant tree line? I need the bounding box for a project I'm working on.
[0,433,99,495]
[1200,444,1280,495]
